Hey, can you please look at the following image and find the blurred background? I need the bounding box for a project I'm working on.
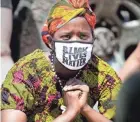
[1,0,140,82]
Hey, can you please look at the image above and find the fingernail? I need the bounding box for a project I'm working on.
[63,86,67,91]
[63,87,66,91]
[66,86,69,90]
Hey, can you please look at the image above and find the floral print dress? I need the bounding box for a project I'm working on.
[1,49,121,122]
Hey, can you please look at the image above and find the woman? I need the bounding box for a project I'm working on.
[1,0,121,122]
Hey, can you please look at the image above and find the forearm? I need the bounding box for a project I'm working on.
[1,7,12,55]
[2,109,27,122]
[81,104,111,122]
[118,43,140,81]
[1,6,14,82]
[52,110,78,122]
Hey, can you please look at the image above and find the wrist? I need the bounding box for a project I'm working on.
[81,104,91,115]
[52,109,79,122]
[66,107,80,115]
[64,109,79,121]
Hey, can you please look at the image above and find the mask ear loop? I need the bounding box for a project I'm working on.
[90,29,96,55]
[48,36,56,55]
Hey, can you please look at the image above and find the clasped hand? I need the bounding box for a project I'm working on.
[63,78,89,114]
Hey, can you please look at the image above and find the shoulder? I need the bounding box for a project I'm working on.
[87,54,121,84]
[2,49,52,92]
[14,49,50,69]
[90,54,112,73]
[6,49,51,78]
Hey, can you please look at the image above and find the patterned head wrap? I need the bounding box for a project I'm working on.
[42,0,96,48]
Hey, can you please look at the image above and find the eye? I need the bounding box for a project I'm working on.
[60,35,71,40]
[79,33,89,40]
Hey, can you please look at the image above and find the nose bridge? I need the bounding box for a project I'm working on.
[71,34,80,41]
[71,36,77,41]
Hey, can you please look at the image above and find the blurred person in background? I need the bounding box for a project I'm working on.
[115,71,140,122]
[118,42,140,82]
[114,42,140,122]
[1,0,121,122]
[1,0,21,83]
[1,0,14,82]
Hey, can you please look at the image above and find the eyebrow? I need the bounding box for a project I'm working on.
[59,31,72,35]
[59,30,91,35]
[79,31,90,35]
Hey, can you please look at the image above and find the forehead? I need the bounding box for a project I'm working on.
[55,17,92,34]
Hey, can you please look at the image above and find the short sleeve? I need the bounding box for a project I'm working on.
[98,68,122,120]
[1,65,35,113]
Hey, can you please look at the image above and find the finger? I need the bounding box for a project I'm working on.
[66,78,82,86]
[64,90,83,104]
[79,91,88,102]
[70,90,83,99]
[64,80,81,91]
[64,85,89,92]
[65,81,80,88]
[64,85,82,91]
[66,78,76,86]
[70,79,86,86]
[78,91,83,98]
[71,90,82,98]
[70,81,79,86]
[63,85,72,91]
[66,78,86,87]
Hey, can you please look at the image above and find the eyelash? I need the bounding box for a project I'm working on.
[60,34,89,40]
[80,34,87,38]
[61,35,71,40]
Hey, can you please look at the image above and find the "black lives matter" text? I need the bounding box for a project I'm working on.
[62,46,88,67]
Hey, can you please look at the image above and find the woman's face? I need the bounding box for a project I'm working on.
[53,17,93,42]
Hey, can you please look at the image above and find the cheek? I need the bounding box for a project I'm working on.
[89,36,93,41]
[86,36,93,42]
